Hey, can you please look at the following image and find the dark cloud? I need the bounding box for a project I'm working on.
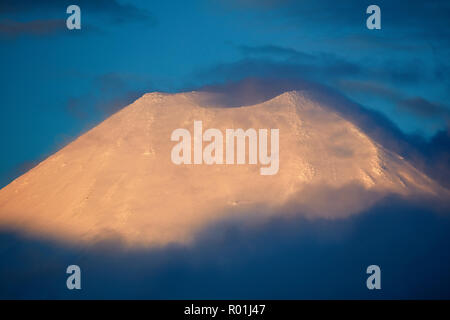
[0,0,154,23]
[0,196,449,299]
[226,0,293,9]
[196,57,362,85]
[377,59,426,85]
[197,42,447,124]
[326,34,429,52]
[194,77,320,107]
[398,97,450,119]
[0,0,62,14]
[337,80,401,101]
[338,80,450,121]
[226,0,450,39]
[411,127,450,189]
[0,0,156,37]
[0,18,65,36]
[201,42,434,92]
[237,44,314,60]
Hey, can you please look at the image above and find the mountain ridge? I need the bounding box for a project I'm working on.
[0,90,446,246]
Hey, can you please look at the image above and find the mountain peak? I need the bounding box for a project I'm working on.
[0,91,443,246]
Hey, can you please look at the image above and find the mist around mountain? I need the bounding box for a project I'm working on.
[1,195,449,299]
